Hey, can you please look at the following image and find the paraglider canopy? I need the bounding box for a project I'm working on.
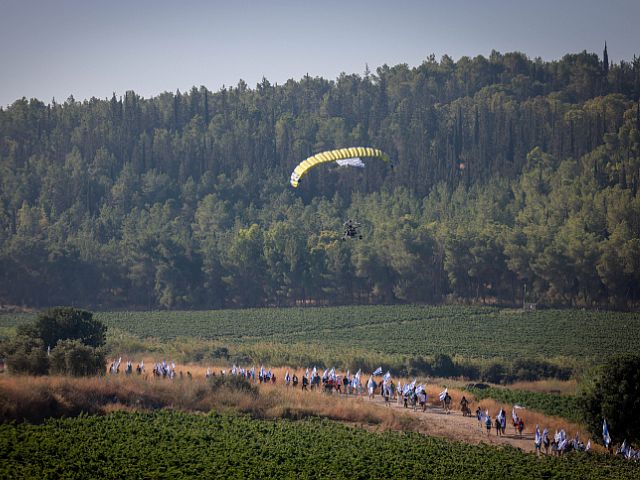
[289,147,390,188]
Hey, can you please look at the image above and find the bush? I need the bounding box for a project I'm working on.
[0,335,49,375]
[407,356,433,377]
[208,374,258,395]
[49,339,106,376]
[481,362,506,384]
[32,307,106,349]
[507,358,573,382]
[433,353,457,377]
[580,354,640,445]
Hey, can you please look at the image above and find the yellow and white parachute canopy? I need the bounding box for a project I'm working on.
[289,147,390,188]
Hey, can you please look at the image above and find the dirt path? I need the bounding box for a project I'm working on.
[366,394,537,452]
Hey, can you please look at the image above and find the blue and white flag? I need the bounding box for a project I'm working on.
[620,440,628,456]
[372,366,383,376]
[383,371,391,383]
[329,368,336,380]
[603,419,611,447]
[586,440,591,451]
[352,369,361,389]
[305,368,309,378]
[439,388,448,401]
[535,425,541,446]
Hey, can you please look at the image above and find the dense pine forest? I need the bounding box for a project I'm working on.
[1,48,639,310]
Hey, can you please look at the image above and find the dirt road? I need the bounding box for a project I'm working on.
[366,394,537,452]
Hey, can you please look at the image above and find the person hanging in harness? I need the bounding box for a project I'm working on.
[342,219,362,240]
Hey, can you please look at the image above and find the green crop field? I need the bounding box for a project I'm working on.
[1,411,637,480]
[2,305,639,363]
[466,386,583,423]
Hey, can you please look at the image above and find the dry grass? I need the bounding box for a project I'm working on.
[507,379,578,395]
[0,364,590,452]
[0,373,413,433]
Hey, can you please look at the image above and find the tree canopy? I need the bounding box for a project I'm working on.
[580,355,640,445]
[1,49,639,309]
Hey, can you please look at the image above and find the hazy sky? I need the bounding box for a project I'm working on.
[1,0,638,107]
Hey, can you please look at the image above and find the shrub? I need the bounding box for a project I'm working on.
[32,307,106,349]
[208,374,258,395]
[49,339,106,376]
[433,353,457,377]
[481,362,506,384]
[580,354,640,445]
[0,335,49,375]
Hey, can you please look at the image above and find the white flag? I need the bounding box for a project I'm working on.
[439,388,448,401]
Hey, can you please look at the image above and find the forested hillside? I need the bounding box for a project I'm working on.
[1,49,639,309]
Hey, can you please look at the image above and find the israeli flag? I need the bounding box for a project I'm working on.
[383,371,391,383]
[586,440,591,451]
[620,440,628,456]
[603,419,611,447]
[535,425,541,446]
[438,388,448,401]
[372,367,383,376]
[352,369,361,389]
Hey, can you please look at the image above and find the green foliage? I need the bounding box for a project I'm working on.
[49,339,106,376]
[1,52,639,310]
[580,355,640,444]
[1,411,639,479]
[33,307,106,349]
[468,387,582,423]
[207,374,258,395]
[3,306,638,375]
[0,335,48,375]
